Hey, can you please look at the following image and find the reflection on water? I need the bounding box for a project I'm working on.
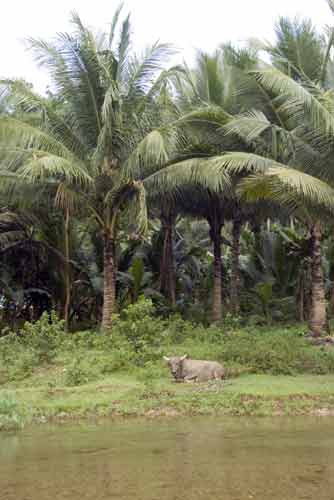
[1,417,334,500]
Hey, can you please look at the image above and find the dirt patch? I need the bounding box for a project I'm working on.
[145,408,181,418]
[311,408,334,416]
[78,384,134,393]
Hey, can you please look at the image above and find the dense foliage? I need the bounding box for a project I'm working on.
[1,4,334,341]
[0,298,333,396]
[2,6,334,432]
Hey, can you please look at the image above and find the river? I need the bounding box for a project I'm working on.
[1,417,333,499]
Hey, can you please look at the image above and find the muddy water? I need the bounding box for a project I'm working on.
[1,417,334,500]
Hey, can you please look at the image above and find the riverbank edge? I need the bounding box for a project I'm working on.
[25,393,334,426]
[3,374,334,430]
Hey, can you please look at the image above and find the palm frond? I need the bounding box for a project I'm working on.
[129,64,184,122]
[224,110,299,161]
[224,110,273,142]
[321,26,334,85]
[0,117,77,160]
[125,43,175,98]
[125,128,172,178]
[116,13,131,83]
[1,79,87,158]
[239,166,334,215]
[267,16,325,82]
[211,151,278,176]
[129,181,148,237]
[195,50,226,106]
[109,2,124,48]
[17,153,91,185]
[251,68,334,135]
[179,105,231,127]
[26,36,69,81]
[29,24,104,147]
[327,0,334,14]
[58,31,103,138]
[144,156,232,198]
[54,182,82,212]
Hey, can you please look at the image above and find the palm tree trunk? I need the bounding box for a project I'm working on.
[331,280,334,318]
[304,261,312,321]
[252,222,262,269]
[63,208,71,332]
[330,253,334,317]
[296,271,305,322]
[208,213,223,324]
[231,216,242,315]
[160,211,176,306]
[102,232,116,330]
[309,223,327,337]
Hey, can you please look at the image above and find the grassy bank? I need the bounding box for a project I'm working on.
[1,302,334,429]
[2,372,334,427]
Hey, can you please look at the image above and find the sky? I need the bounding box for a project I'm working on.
[1,0,333,93]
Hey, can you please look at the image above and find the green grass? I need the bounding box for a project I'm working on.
[2,371,334,423]
[1,312,334,425]
[223,374,334,396]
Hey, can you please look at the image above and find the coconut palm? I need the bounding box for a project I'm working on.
[265,16,326,83]
[0,207,75,321]
[158,46,267,320]
[0,7,183,329]
[141,43,296,321]
[261,7,334,88]
[141,38,334,328]
[221,57,334,335]
[153,93,334,331]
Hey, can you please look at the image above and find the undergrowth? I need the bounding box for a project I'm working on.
[0,298,333,394]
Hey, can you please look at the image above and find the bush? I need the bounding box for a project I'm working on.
[297,346,334,374]
[2,301,334,386]
[20,311,65,364]
[109,298,167,366]
[88,349,134,374]
[135,362,166,397]
[0,332,38,384]
[7,349,37,382]
[64,355,98,386]
[0,392,28,431]
[220,327,334,375]
[162,315,196,344]
[114,297,165,345]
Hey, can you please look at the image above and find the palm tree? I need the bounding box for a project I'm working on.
[221,53,334,335]
[177,189,226,323]
[215,153,334,336]
[261,7,334,88]
[309,223,327,335]
[158,202,177,306]
[0,206,78,322]
[151,64,334,330]
[146,40,334,328]
[265,16,326,83]
[0,7,180,329]
[260,9,334,322]
[157,46,259,322]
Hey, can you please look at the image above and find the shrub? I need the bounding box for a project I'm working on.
[297,347,334,374]
[0,333,38,384]
[0,392,28,431]
[220,327,334,375]
[20,311,65,364]
[64,355,98,386]
[114,297,165,345]
[7,349,37,382]
[88,349,134,374]
[162,315,196,344]
[135,362,166,396]
[109,298,167,366]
